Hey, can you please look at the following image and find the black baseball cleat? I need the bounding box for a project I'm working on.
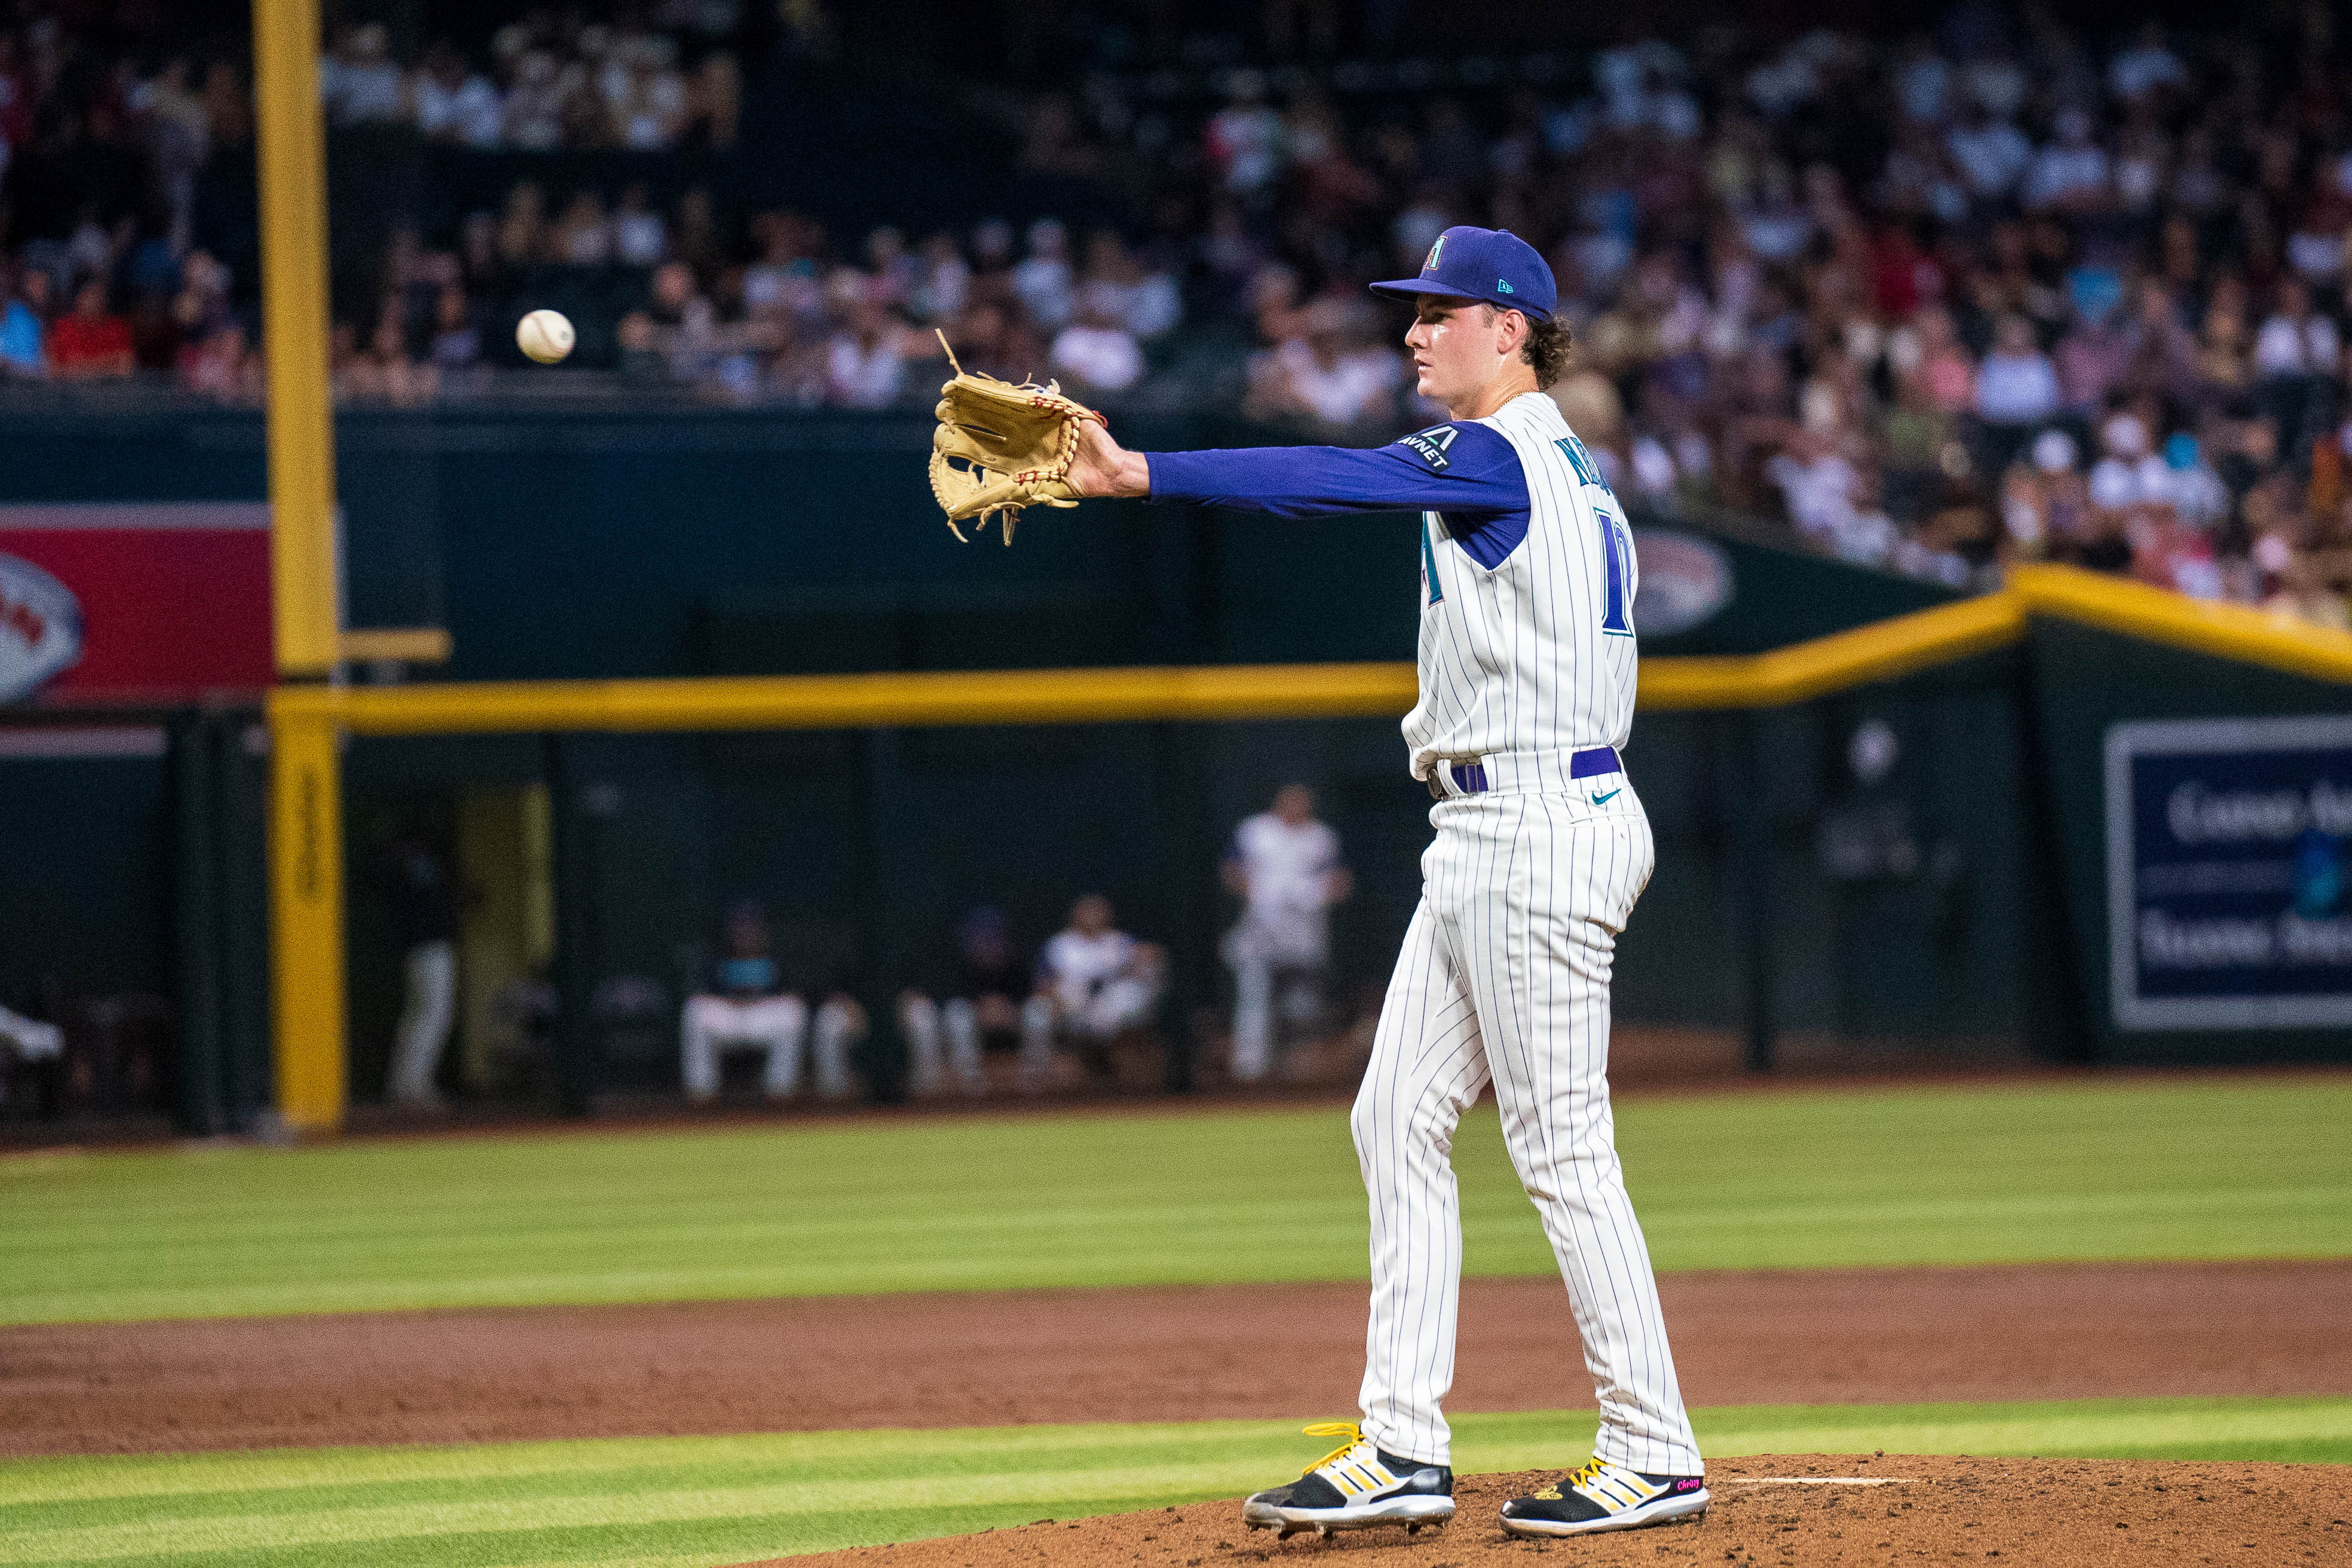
[1499,1457,1710,1538]
[1241,1422,1455,1539]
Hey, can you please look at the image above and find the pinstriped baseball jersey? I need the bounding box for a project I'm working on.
[1138,381,1701,1487]
[1406,391,1638,783]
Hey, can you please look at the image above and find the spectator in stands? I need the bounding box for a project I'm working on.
[2023,108,2112,215]
[177,318,254,401]
[612,183,666,268]
[0,269,47,377]
[495,182,548,271]
[1971,315,2060,474]
[1223,785,1349,1085]
[413,42,503,146]
[1244,297,1403,431]
[5,2,2351,622]
[681,902,864,1104]
[1074,231,1181,341]
[687,51,740,148]
[1019,895,1163,1089]
[428,284,483,378]
[1012,219,1074,333]
[338,308,436,405]
[2253,277,2341,455]
[1050,299,1143,395]
[897,906,1025,1098]
[825,289,916,408]
[46,279,133,379]
[321,23,406,128]
[909,230,971,324]
[610,36,688,151]
[500,50,566,150]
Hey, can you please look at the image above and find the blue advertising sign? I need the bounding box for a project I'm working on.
[2105,717,2352,1029]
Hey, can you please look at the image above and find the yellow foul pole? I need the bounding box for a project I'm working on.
[265,700,347,1127]
[254,0,347,1131]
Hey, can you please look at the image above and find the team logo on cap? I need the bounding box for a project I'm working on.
[1423,234,1446,272]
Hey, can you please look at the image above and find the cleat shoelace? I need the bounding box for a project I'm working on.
[1298,1422,1366,1476]
[1530,1459,1610,1501]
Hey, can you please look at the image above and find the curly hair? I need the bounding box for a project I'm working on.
[1479,304,1575,388]
[1521,316,1575,388]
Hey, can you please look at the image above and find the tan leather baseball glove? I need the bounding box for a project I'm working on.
[927,336,1106,544]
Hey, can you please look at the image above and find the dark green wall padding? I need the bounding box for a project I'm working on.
[1,408,2343,1129]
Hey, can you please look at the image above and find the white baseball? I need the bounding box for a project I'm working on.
[517,309,575,365]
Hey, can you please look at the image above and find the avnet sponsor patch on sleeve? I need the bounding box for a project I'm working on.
[1396,425,1458,470]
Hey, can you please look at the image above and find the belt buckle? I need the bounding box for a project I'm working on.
[1429,760,1487,799]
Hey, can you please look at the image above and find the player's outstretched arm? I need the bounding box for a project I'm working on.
[1068,417,1527,522]
[1066,421,1152,499]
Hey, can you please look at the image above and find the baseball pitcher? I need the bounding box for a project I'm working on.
[1061,226,1707,1541]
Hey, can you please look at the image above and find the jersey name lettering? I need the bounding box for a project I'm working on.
[1554,433,1615,498]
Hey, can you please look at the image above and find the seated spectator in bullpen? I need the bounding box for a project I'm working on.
[0,1003,63,1067]
[897,905,1026,1098]
[1018,894,1165,1088]
[682,902,864,1104]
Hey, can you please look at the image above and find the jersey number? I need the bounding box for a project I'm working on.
[1420,513,1444,605]
[1557,436,1634,637]
[1594,508,1634,636]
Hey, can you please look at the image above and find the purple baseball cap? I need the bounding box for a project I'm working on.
[1370,225,1557,322]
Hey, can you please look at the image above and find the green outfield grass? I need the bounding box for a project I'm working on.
[3,1398,2347,1568]
[2,1077,2347,1323]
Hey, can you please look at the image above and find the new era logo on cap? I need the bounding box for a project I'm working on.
[1373,225,1557,322]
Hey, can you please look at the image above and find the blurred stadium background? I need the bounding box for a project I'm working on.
[0,0,2350,1563]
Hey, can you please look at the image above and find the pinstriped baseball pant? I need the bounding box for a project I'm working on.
[1352,782,1702,1475]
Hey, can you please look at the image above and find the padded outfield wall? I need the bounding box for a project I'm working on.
[0,405,2340,1130]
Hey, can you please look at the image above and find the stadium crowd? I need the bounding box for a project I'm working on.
[317,13,739,151]
[3,3,2352,620]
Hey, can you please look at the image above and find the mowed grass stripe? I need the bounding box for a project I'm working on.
[2,1079,2347,1324]
[2,1399,2348,1568]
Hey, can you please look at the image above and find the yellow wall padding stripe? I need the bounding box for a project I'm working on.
[272,660,1425,734]
[1634,591,2028,710]
[265,565,2352,739]
[2006,563,2352,686]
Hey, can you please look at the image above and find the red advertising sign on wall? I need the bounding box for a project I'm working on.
[0,504,274,704]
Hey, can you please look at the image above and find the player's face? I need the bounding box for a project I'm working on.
[1404,297,1509,408]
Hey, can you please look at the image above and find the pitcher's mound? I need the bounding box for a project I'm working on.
[755,1454,2350,1566]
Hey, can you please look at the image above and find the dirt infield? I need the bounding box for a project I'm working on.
[751,1456,2352,1568]
[7,1260,2349,1456]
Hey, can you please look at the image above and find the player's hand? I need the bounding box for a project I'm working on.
[1065,420,1152,500]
